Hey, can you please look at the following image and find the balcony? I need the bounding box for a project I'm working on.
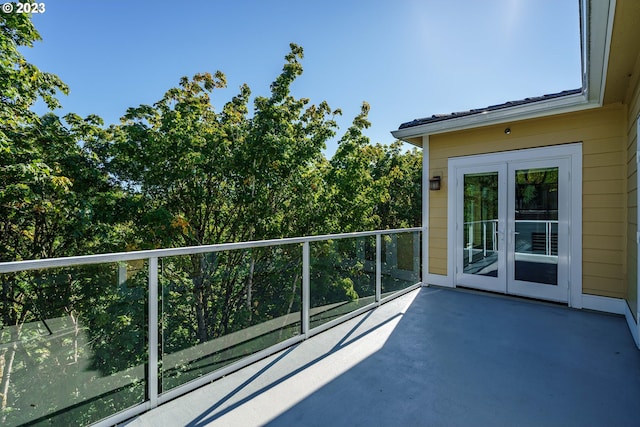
[127,287,640,427]
[1,227,639,426]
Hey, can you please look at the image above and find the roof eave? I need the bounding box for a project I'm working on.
[392,0,615,144]
[391,92,594,141]
[584,0,616,105]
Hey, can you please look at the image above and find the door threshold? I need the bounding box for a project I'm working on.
[441,285,570,309]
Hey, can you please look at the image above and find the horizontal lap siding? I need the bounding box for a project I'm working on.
[429,105,627,298]
[428,156,449,275]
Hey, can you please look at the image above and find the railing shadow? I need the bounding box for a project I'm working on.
[183,308,404,427]
[260,288,640,427]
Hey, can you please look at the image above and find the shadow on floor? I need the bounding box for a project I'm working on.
[183,309,404,427]
[262,288,640,427]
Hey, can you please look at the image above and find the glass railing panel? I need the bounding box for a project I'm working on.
[159,244,302,393]
[309,236,376,329]
[0,261,147,426]
[381,231,421,298]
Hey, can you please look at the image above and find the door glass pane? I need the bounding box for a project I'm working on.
[514,167,558,285]
[463,172,499,277]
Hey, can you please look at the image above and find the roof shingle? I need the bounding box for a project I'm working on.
[398,88,583,130]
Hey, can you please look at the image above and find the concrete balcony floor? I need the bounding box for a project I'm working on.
[125,287,640,427]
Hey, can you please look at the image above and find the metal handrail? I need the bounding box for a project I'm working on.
[0,227,423,273]
[462,219,558,224]
[464,219,558,257]
[0,227,423,427]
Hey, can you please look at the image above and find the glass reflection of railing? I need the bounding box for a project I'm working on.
[464,219,558,260]
[515,220,558,256]
[0,228,421,427]
[464,219,499,263]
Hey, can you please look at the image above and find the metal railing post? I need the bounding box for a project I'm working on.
[376,234,381,303]
[148,257,159,408]
[468,224,474,263]
[413,231,421,277]
[118,262,127,285]
[302,242,310,337]
[482,222,487,256]
[492,220,497,251]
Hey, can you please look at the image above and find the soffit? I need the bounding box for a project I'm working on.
[602,0,640,104]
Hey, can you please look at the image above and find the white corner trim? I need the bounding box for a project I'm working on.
[633,115,640,350]
[624,301,640,349]
[424,273,454,288]
[636,114,640,312]
[582,293,626,315]
[446,158,456,289]
[422,135,429,286]
[569,144,583,309]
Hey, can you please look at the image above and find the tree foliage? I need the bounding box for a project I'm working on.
[0,14,422,426]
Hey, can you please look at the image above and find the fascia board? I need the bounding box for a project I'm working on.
[586,0,615,104]
[391,93,595,140]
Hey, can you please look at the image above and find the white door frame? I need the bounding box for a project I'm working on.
[454,163,507,293]
[507,157,570,302]
[447,144,582,308]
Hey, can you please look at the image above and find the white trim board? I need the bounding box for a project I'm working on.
[422,135,430,286]
[424,273,454,288]
[635,114,640,340]
[447,143,582,165]
[624,301,640,349]
[582,294,626,315]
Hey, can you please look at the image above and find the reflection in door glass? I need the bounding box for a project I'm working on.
[463,172,499,277]
[514,167,558,285]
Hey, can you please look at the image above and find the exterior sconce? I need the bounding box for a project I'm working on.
[429,176,441,191]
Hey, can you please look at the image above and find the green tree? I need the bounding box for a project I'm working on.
[372,141,422,229]
[0,13,141,425]
[0,10,425,423]
[323,102,389,232]
[0,12,68,147]
[103,44,341,347]
[240,44,339,240]
[106,71,232,249]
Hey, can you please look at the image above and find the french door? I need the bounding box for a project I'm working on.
[453,153,571,302]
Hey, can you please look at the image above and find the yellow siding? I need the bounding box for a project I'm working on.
[429,104,627,298]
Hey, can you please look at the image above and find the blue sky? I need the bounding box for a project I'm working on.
[26,0,581,156]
